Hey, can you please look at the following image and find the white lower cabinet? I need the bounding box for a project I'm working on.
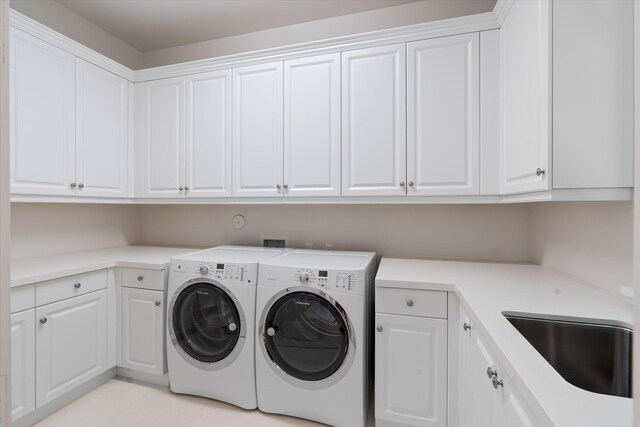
[459,305,538,427]
[375,313,447,427]
[35,289,108,407]
[120,287,165,375]
[11,309,36,421]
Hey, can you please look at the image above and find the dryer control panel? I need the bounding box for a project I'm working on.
[194,262,254,284]
[292,268,359,293]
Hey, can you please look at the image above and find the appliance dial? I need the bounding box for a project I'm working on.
[199,265,210,275]
[299,272,310,284]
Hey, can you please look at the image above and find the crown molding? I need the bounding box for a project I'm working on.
[492,0,516,27]
[134,11,501,82]
[9,10,136,81]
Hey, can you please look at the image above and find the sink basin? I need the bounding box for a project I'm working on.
[503,313,632,398]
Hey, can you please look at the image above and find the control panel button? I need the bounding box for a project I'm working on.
[299,272,310,284]
[198,265,210,275]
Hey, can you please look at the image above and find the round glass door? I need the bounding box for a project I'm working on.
[171,282,241,364]
[263,291,350,381]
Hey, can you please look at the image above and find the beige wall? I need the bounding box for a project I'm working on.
[530,201,634,296]
[142,0,495,68]
[10,0,142,69]
[10,203,141,261]
[137,204,532,263]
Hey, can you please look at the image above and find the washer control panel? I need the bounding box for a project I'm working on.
[195,262,252,284]
[293,269,358,292]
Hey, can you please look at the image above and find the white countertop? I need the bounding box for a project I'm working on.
[376,258,633,427]
[11,245,203,287]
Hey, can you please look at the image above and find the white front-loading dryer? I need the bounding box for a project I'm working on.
[255,249,376,427]
[167,246,287,409]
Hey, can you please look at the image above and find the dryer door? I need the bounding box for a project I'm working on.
[260,288,355,388]
[169,280,245,370]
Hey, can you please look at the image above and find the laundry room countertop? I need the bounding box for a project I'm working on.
[376,258,633,427]
[11,245,202,287]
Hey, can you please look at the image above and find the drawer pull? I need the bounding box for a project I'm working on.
[492,376,504,389]
[487,367,497,379]
[155,301,161,307]
[39,317,47,324]
[463,322,471,331]
[376,325,383,333]
[74,283,81,289]
[406,299,414,307]
[137,275,144,281]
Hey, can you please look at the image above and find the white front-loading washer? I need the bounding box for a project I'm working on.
[255,249,376,427]
[167,246,287,409]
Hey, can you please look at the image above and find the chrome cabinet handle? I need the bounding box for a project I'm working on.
[406,299,414,307]
[78,183,84,189]
[487,367,497,379]
[399,181,405,187]
[40,317,47,324]
[376,325,383,333]
[492,376,504,389]
[70,183,76,188]
[185,186,190,191]
[74,283,81,289]
[536,168,546,176]
[463,322,471,331]
[179,186,184,191]
[283,184,288,189]
[137,275,144,281]
[155,301,161,307]
[276,184,282,190]
[408,181,415,187]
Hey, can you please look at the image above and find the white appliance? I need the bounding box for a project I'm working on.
[166,246,287,409]
[255,249,376,427]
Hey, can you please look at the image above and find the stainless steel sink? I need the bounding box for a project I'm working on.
[503,313,632,398]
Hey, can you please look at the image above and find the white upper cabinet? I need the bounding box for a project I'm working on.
[552,0,633,189]
[185,70,232,197]
[342,44,406,196]
[140,77,185,198]
[500,0,551,194]
[76,59,129,198]
[10,27,76,196]
[233,62,284,197]
[284,54,341,197]
[407,33,479,196]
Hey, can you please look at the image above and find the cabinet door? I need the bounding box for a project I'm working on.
[120,287,165,375]
[500,0,551,194]
[467,329,499,426]
[458,305,472,427]
[185,70,232,197]
[407,34,479,196]
[36,290,108,407]
[76,59,129,198]
[140,77,185,198]
[233,62,283,197]
[10,27,76,196]
[11,309,35,421]
[284,54,341,197]
[375,313,447,427]
[342,44,406,196]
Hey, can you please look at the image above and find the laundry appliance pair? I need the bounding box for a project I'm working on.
[167,246,375,427]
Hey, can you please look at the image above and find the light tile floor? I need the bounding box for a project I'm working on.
[34,378,327,427]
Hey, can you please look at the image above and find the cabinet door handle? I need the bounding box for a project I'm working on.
[487,367,497,379]
[78,183,84,189]
[536,168,546,176]
[179,186,184,191]
[283,184,288,190]
[399,181,405,187]
[70,182,77,188]
[463,322,471,331]
[39,317,47,324]
[185,186,190,191]
[376,325,383,333]
[155,301,161,307]
[137,275,144,281]
[492,376,504,389]
[74,283,81,289]
[276,184,282,190]
[408,181,415,187]
[406,299,414,307]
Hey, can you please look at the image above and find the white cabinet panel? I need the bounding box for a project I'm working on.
[121,287,165,375]
[75,59,129,198]
[284,54,341,197]
[10,27,76,196]
[141,77,185,198]
[36,290,108,407]
[233,62,283,197]
[500,0,551,194]
[342,44,406,196]
[407,33,479,196]
[375,313,447,427]
[11,309,35,422]
[185,70,232,197]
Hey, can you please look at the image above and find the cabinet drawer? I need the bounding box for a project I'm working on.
[376,287,447,319]
[121,268,165,291]
[11,284,35,314]
[36,269,107,307]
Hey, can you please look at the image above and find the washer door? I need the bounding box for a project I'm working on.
[169,280,245,370]
[261,289,355,387]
